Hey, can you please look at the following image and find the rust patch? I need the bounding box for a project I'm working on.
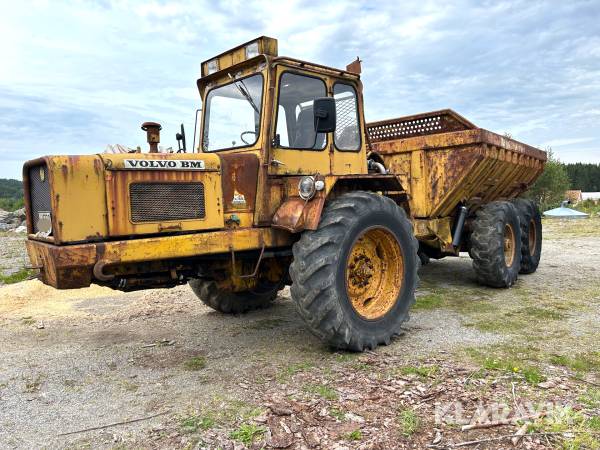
[219,153,259,212]
[272,195,325,233]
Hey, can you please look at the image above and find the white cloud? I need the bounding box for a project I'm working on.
[0,0,599,178]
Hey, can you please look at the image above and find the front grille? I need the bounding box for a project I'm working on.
[28,164,52,234]
[129,182,206,223]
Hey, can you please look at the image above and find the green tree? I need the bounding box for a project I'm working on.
[564,162,600,191]
[523,148,570,211]
[0,179,24,211]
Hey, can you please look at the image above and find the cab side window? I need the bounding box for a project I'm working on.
[276,73,327,150]
[333,83,361,151]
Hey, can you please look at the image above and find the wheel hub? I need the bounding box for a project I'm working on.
[528,219,537,256]
[503,223,516,266]
[345,227,404,320]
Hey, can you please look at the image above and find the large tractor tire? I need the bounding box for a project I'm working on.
[289,191,419,352]
[511,198,542,274]
[470,201,522,288]
[188,278,283,314]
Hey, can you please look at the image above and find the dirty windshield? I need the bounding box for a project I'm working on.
[202,74,263,152]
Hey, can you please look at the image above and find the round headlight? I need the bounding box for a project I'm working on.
[298,176,316,200]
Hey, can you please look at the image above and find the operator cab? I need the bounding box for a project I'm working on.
[196,36,367,176]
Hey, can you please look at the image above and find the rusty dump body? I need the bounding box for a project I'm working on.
[22,36,546,293]
[367,110,547,254]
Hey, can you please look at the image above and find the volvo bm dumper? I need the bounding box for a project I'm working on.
[23,37,546,351]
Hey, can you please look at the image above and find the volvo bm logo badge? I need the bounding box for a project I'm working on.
[123,159,206,170]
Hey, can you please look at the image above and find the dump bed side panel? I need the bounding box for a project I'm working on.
[366,111,546,219]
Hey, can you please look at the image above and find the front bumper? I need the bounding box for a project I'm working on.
[26,227,293,289]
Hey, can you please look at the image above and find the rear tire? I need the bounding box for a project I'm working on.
[470,201,522,288]
[511,198,542,274]
[188,278,282,314]
[289,191,419,351]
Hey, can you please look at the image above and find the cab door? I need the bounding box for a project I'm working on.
[330,81,367,175]
[268,67,331,175]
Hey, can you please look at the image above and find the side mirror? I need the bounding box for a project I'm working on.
[313,97,336,133]
[175,123,187,153]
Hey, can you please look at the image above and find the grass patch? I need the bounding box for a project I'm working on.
[413,292,444,310]
[466,347,545,385]
[180,413,215,433]
[0,268,34,284]
[398,409,420,436]
[579,388,600,409]
[587,416,600,431]
[183,356,207,371]
[467,305,563,333]
[469,317,522,333]
[543,217,600,239]
[549,352,600,373]
[334,353,359,363]
[329,407,345,421]
[277,361,313,382]
[213,398,264,424]
[303,383,338,400]
[529,406,600,449]
[413,286,496,314]
[340,429,362,441]
[400,365,439,378]
[229,423,265,446]
[520,306,565,320]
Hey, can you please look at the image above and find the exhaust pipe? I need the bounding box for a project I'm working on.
[141,121,162,153]
[368,159,387,174]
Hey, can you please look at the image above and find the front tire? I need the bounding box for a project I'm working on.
[470,201,522,288]
[289,191,419,351]
[511,198,542,274]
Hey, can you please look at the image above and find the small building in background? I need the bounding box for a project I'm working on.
[581,192,600,203]
[565,190,583,203]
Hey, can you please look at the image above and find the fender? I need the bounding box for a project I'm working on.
[272,195,325,233]
[271,174,406,233]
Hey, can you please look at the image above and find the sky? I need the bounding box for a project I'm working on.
[1,0,599,179]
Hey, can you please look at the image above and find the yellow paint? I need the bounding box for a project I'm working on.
[268,64,366,177]
[22,36,547,292]
[346,227,403,319]
[27,226,293,268]
[103,153,225,236]
[43,155,108,243]
[200,36,277,78]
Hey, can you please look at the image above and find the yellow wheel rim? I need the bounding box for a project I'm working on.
[504,223,516,266]
[528,219,537,256]
[345,227,404,320]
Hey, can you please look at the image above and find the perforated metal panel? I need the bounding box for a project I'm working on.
[366,110,476,143]
[334,96,360,150]
[28,164,52,233]
[129,183,205,223]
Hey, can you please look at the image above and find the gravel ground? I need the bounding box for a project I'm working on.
[0,232,29,277]
[0,219,598,449]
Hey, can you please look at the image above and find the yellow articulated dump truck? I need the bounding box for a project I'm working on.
[23,37,546,351]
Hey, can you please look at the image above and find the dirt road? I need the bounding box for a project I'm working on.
[0,219,598,449]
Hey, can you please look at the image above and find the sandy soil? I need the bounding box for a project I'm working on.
[0,219,598,449]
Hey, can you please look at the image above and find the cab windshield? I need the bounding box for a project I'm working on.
[202,74,263,152]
